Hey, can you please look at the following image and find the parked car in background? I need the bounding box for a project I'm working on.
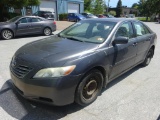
[68,13,86,22]
[81,13,98,18]
[104,14,115,18]
[0,16,56,40]
[97,14,107,18]
[10,18,156,106]
[33,11,55,20]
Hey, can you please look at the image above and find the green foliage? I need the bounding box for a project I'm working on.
[137,17,151,22]
[109,10,116,16]
[93,0,106,14]
[137,0,160,21]
[84,0,106,14]
[59,13,68,21]
[132,3,139,9]
[84,0,93,12]
[0,0,40,21]
[116,0,122,17]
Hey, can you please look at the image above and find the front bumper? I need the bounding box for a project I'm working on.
[10,71,83,106]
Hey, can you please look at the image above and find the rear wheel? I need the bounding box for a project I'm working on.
[1,29,13,40]
[75,69,103,106]
[141,48,154,66]
[43,27,52,36]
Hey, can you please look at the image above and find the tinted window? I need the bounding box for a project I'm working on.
[115,22,134,38]
[19,18,28,23]
[133,22,150,36]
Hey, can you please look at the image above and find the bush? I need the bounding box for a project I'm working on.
[109,10,116,17]
[59,13,68,21]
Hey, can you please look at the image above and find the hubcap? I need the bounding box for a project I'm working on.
[83,79,98,99]
[3,30,12,39]
[44,28,51,35]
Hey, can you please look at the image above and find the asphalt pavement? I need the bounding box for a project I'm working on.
[0,22,160,120]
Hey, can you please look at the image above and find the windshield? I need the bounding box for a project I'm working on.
[59,20,116,44]
[7,16,21,22]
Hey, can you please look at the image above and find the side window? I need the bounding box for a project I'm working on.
[115,22,134,38]
[133,22,150,36]
[18,18,28,24]
[31,18,41,22]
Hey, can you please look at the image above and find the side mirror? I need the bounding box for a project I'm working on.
[16,21,20,25]
[112,36,129,45]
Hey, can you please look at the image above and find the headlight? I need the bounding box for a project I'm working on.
[33,65,76,78]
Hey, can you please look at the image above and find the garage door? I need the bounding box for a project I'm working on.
[40,1,57,20]
[68,3,79,13]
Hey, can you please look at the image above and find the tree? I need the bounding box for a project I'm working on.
[116,0,122,17]
[137,0,160,21]
[132,3,139,9]
[109,10,116,16]
[93,0,106,14]
[0,0,40,21]
[84,0,93,12]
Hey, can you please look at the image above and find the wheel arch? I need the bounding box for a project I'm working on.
[1,28,15,37]
[150,45,155,57]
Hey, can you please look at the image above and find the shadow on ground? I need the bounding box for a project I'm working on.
[0,66,141,120]
[0,80,83,120]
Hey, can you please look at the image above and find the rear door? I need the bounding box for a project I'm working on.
[30,17,43,33]
[132,22,152,64]
[108,22,138,79]
[16,17,32,35]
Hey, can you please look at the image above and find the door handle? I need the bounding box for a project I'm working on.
[147,37,151,41]
[133,42,138,46]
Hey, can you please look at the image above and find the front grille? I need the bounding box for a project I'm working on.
[11,64,32,78]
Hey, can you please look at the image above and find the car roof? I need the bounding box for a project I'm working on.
[84,18,139,23]
[19,16,46,20]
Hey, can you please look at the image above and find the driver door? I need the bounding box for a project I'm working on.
[108,22,138,79]
[16,17,32,35]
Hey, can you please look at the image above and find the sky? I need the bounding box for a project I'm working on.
[106,0,139,7]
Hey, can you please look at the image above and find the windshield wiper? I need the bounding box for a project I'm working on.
[65,36,84,42]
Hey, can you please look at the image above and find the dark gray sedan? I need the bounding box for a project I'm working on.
[0,16,56,40]
[10,18,157,106]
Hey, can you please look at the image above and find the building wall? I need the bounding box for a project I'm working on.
[13,0,84,20]
[57,0,84,14]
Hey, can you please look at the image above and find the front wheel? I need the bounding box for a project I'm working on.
[75,69,103,106]
[43,28,52,36]
[1,29,13,40]
[141,48,154,66]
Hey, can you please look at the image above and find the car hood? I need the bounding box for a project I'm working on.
[0,22,11,25]
[15,36,99,67]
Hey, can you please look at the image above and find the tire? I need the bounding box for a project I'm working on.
[1,29,13,40]
[141,48,154,66]
[43,27,52,36]
[75,69,103,106]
